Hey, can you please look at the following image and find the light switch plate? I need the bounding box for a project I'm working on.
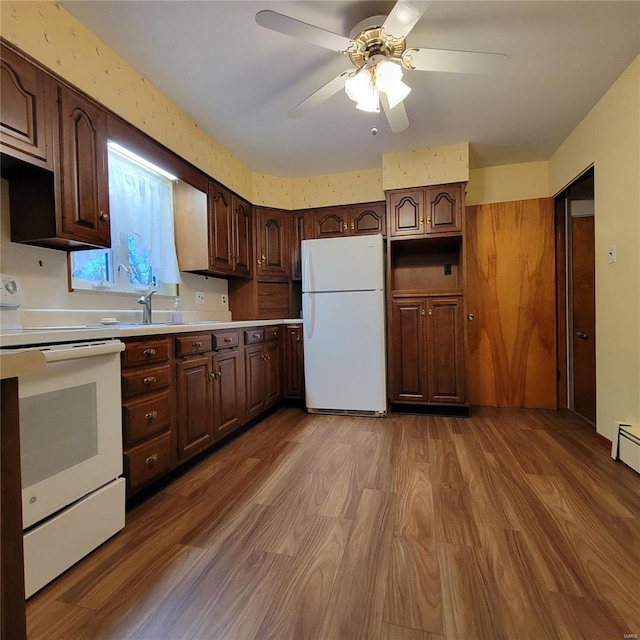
[608,245,617,264]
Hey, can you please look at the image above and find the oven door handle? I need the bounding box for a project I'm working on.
[41,341,125,363]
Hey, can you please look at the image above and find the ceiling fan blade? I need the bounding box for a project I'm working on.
[404,47,508,74]
[256,10,353,53]
[288,71,351,118]
[382,1,429,39]
[380,93,409,133]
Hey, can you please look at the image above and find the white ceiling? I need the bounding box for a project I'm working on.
[60,1,640,177]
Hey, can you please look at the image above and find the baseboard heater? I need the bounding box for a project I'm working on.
[612,423,640,475]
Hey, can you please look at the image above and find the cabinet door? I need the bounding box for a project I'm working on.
[350,202,385,237]
[0,47,53,169]
[213,349,245,439]
[291,211,307,281]
[231,195,252,278]
[264,339,282,407]
[284,325,304,399]
[391,299,427,402]
[256,208,289,279]
[313,208,347,238]
[244,342,266,419]
[177,355,214,459]
[425,185,462,234]
[388,191,424,237]
[426,297,465,403]
[208,182,233,274]
[58,85,110,247]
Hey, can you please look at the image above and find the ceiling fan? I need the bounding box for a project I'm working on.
[256,1,508,133]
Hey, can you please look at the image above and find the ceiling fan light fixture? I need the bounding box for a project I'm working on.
[376,60,411,109]
[345,68,372,102]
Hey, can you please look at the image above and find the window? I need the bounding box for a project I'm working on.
[70,142,181,295]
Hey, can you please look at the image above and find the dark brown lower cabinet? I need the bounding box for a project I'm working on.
[391,295,465,405]
[177,354,215,460]
[244,327,283,421]
[284,324,304,399]
[212,347,245,440]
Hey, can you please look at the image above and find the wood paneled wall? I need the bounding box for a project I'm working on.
[466,198,556,408]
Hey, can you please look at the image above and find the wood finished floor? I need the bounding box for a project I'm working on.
[26,407,640,640]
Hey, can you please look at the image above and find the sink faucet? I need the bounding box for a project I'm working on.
[137,289,157,324]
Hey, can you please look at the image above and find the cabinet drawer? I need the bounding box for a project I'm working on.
[121,364,170,399]
[244,329,265,345]
[122,339,170,368]
[123,393,172,445]
[213,331,240,349]
[265,326,281,342]
[176,334,212,357]
[125,431,172,493]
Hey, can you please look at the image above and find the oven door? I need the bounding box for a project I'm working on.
[15,340,125,529]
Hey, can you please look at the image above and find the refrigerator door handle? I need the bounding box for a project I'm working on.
[305,294,315,339]
[303,248,313,293]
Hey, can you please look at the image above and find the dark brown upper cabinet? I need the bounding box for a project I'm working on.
[255,207,289,280]
[388,184,463,238]
[231,195,252,278]
[57,84,110,248]
[311,202,385,239]
[291,210,307,281]
[208,181,233,274]
[0,45,54,170]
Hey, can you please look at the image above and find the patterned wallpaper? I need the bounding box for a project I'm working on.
[1,1,469,208]
[382,143,469,190]
[290,168,385,209]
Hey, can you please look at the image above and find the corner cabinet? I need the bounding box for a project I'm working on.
[387,181,467,413]
[255,207,289,279]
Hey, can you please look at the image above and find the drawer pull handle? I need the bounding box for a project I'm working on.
[253,333,261,338]
[145,411,158,420]
[143,376,157,385]
[99,211,109,222]
[143,348,156,357]
[192,341,203,348]
[145,454,158,465]
[224,337,232,343]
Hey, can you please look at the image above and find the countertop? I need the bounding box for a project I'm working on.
[0,319,303,348]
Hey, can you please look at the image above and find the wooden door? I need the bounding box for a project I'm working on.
[256,208,289,279]
[176,355,214,459]
[231,195,252,278]
[314,208,347,238]
[571,215,596,424]
[291,211,306,280]
[213,349,245,440]
[264,339,282,407]
[426,297,465,403]
[391,298,427,402]
[388,190,424,237]
[244,343,266,419]
[425,185,462,234]
[208,182,233,274]
[58,85,110,247]
[284,325,304,399]
[0,46,53,169]
[466,198,556,408]
[350,202,385,237]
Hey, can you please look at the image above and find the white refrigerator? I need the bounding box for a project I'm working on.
[302,234,386,417]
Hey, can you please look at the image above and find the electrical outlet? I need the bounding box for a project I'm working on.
[196,291,205,304]
[221,294,228,306]
[608,245,617,264]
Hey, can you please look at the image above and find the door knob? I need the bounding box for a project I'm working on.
[576,332,589,340]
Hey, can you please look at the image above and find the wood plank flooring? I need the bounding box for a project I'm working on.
[26,407,640,640]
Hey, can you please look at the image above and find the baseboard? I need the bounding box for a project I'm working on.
[595,431,612,449]
[390,403,470,418]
